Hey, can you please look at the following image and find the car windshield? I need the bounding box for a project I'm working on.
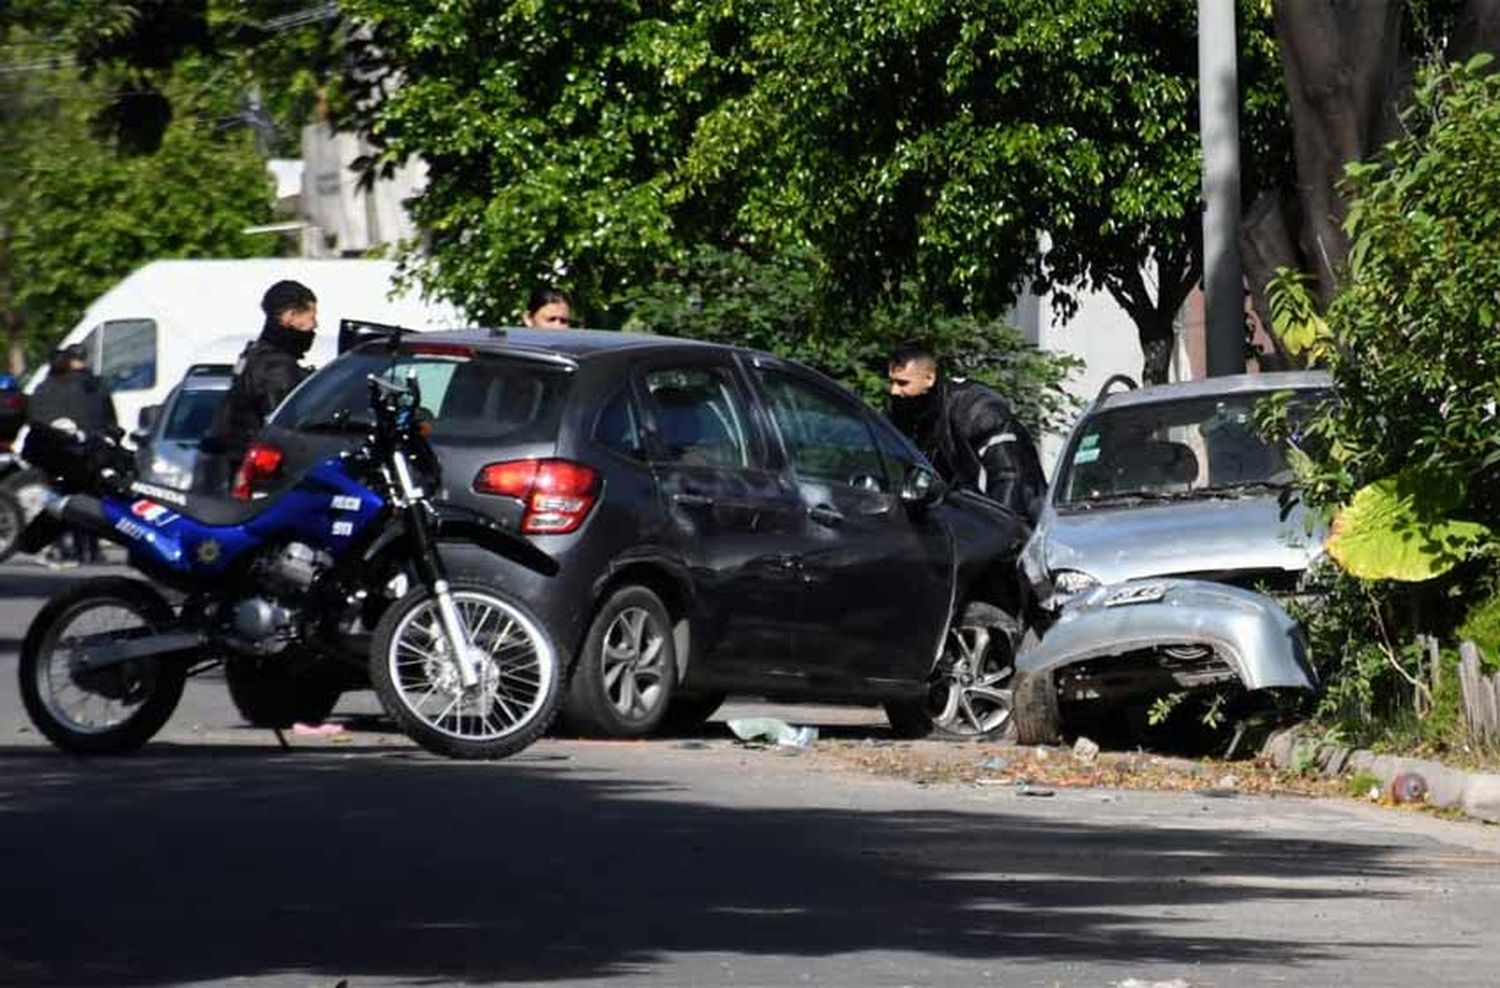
[1056,389,1327,508]
[162,388,226,442]
[272,347,572,444]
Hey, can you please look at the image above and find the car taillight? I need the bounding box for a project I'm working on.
[231,442,284,500]
[474,458,599,534]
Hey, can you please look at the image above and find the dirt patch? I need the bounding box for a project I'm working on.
[809,736,1348,799]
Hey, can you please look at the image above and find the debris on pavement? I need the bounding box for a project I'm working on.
[726,717,819,749]
[1072,736,1101,764]
[1389,771,1429,804]
[818,739,1345,799]
[1016,784,1055,797]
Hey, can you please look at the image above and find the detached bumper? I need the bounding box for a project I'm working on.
[1018,578,1317,692]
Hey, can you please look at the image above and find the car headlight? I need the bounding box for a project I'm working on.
[1051,569,1101,596]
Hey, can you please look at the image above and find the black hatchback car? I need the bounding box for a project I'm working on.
[246,328,1031,739]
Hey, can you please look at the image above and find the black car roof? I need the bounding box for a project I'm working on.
[389,326,726,363]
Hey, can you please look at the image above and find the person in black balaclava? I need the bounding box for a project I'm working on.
[198,279,318,494]
[886,340,1046,525]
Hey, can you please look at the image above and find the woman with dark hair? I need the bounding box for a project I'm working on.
[522,289,573,329]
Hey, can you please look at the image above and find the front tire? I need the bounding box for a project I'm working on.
[18,577,187,755]
[884,602,1021,741]
[371,580,562,760]
[563,585,677,738]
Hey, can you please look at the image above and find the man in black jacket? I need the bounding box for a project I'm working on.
[199,280,318,493]
[27,344,118,563]
[886,341,1046,524]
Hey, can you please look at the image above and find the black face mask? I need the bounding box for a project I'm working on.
[890,387,941,439]
[261,321,314,358]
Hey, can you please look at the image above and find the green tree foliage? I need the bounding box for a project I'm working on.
[686,0,1286,382]
[339,0,751,325]
[0,1,341,155]
[0,49,275,358]
[1293,57,1500,526]
[1273,56,1500,748]
[623,246,1081,432]
[338,1,1286,385]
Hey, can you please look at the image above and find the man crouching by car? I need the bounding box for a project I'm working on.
[886,340,1046,525]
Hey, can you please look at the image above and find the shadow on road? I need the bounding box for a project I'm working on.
[0,742,1431,985]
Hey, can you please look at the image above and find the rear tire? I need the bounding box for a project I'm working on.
[371,580,562,760]
[563,585,677,738]
[224,656,343,728]
[18,577,187,755]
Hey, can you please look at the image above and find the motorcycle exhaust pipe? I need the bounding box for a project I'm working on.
[45,493,126,546]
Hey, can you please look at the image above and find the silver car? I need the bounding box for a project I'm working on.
[132,364,232,491]
[1010,371,1331,742]
[1022,371,1331,609]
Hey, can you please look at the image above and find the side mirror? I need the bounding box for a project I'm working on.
[136,404,161,433]
[900,464,947,507]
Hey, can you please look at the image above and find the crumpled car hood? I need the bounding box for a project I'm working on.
[1038,494,1324,586]
[1016,578,1317,691]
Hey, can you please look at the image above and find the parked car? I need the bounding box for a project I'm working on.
[132,363,233,491]
[1014,371,1331,740]
[241,327,1033,740]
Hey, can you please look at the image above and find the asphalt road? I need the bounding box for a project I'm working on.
[3,557,1500,987]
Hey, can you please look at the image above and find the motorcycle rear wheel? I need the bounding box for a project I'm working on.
[370,579,562,760]
[19,577,187,755]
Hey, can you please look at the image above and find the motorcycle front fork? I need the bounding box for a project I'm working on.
[390,450,483,691]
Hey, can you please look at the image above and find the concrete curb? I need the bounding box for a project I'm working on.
[1262,726,1500,824]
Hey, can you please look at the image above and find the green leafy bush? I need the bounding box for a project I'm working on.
[622,245,1082,433]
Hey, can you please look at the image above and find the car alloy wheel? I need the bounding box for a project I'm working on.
[928,602,1020,739]
[563,585,678,738]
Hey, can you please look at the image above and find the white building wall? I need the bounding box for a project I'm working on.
[1009,282,1144,479]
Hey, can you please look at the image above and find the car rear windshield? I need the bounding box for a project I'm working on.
[163,388,227,441]
[1056,389,1328,506]
[272,347,572,444]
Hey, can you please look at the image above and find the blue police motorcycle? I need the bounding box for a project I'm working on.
[16,373,563,760]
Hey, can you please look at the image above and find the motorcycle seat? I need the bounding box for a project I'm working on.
[134,485,273,526]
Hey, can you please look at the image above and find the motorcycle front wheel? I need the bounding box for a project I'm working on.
[19,577,187,755]
[370,579,562,760]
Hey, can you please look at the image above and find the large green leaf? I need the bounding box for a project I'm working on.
[1327,469,1491,581]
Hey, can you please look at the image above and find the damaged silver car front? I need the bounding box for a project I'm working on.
[1010,578,1317,744]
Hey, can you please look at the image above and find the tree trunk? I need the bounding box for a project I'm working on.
[1272,0,1406,307]
[1240,190,1302,369]
[1452,0,1500,65]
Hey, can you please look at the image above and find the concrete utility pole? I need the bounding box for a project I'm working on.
[1198,0,1245,377]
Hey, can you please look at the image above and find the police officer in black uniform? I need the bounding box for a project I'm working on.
[199,280,318,494]
[886,340,1046,525]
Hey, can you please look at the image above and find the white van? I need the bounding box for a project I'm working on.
[30,258,464,435]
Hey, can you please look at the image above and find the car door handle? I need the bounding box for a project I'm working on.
[808,503,843,527]
[672,492,715,508]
